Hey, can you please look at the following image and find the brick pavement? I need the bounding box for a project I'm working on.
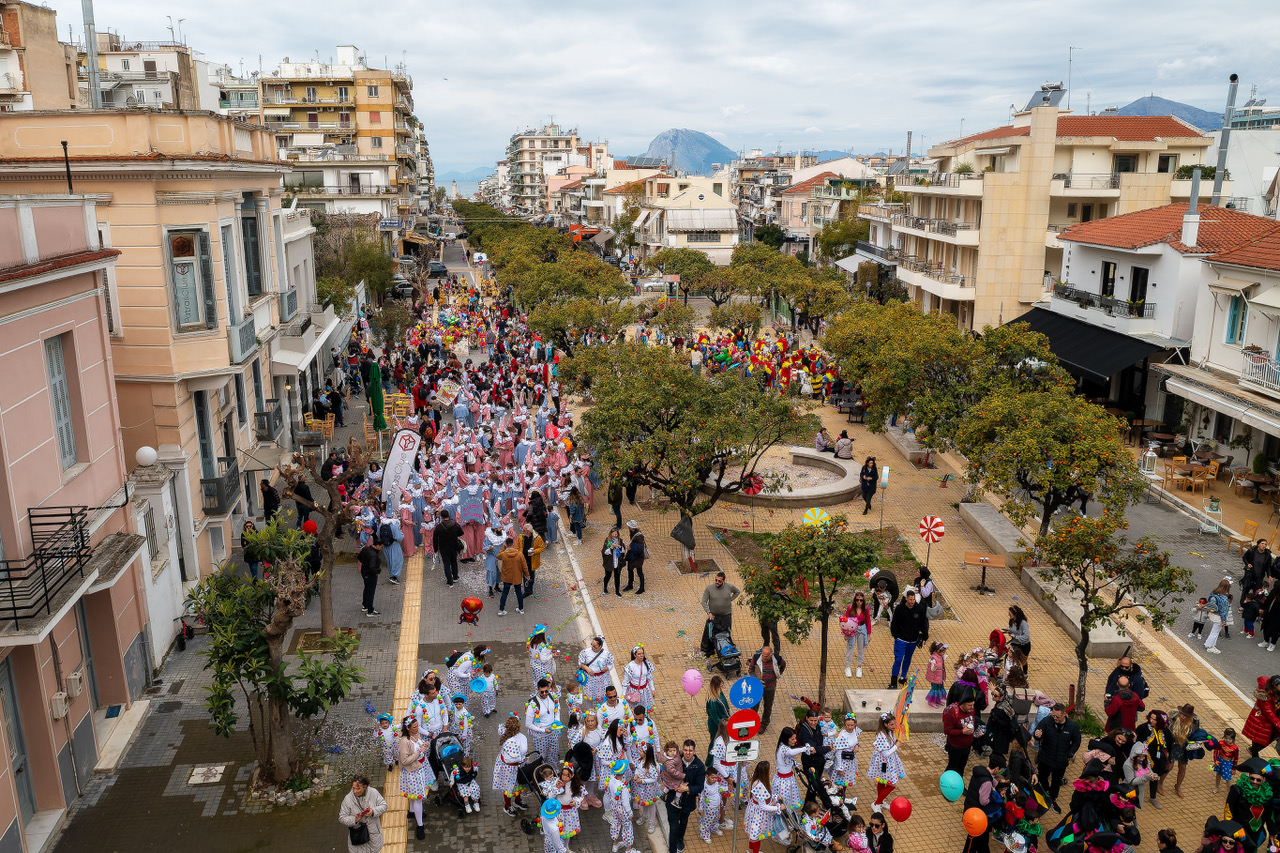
[569,395,1263,853]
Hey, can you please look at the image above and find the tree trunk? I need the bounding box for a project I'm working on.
[318,520,335,640]
[1039,505,1054,538]
[260,556,313,782]
[817,612,830,708]
[1075,630,1090,718]
[266,634,294,783]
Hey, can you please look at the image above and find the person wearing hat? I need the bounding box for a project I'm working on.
[397,716,434,840]
[1202,817,1246,853]
[623,520,646,595]
[1167,702,1200,798]
[606,758,637,853]
[539,797,569,853]
[374,713,397,772]
[1225,757,1274,852]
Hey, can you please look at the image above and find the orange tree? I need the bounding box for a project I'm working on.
[558,342,816,538]
[1033,514,1191,714]
[740,515,878,707]
[644,247,715,304]
[953,384,1146,536]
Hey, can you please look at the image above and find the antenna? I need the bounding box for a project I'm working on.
[1067,47,1082,108]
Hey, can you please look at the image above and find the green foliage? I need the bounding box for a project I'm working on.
[1076,704,1105,737]
[1174,164,1215,179]
[371,302,413,351]
[708,302,764,339]
[697,267,748,308]
[558,343,816,520]
[528,299,638,353]
[812,210,870,265]
[648,299,698,341]
[753,223,786,250]
[348,238,395,301]
[316,275,358,318]
[1034,514,1192,712]
[954,162,975,174]
[645,248,716,302]
[740,516,879,705]
[1254,452,1272,476]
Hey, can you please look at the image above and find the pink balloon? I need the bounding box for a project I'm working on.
[681,669,703,696]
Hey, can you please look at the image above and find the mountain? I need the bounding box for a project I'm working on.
[436,166,493,182]
[641,129,737,175]
[812,149,853,162]
[1112,96,1222,131]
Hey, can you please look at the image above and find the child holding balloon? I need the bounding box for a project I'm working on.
[866,712,904,814]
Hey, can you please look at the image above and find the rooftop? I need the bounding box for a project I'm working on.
[943,115,1206,148]
[781,171,839,196]
[1058,202,1280,254]
[1209,229,1280,272]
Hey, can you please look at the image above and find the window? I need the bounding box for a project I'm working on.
[234,374,247,425]
[242,214,263,297]
[152,90,162,102]
[338,86,349,103]
[304,86,317,103]
[713,183,723,197]
[143,60,157,79]
[686,231,722,243]
[1113,155,1138,173]
[656,183,669,198]
[121,59,130,71]
[369,111,381,124]
[220,224,239,324]
[1158,154,1178,174]
[367,85,379,97]
[371,136,383,149]
[45,336,78,470]
[1081,204,1094,223]
[193,390,215,479]
[1226,294,1248,344]
[1129,266,1149,304]
[97,226,121,335]
[339,111,351,128]
[167,230,216,329]
[1067,203,1077,218]
[1100,261,1117,298]
[252,359,265,413]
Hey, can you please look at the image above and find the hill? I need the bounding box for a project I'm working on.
[436,166,493,182]
[641,129,737,175]
[1112,96,1222,131]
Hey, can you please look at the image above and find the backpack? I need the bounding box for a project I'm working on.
[378,523,395,547]
[445,649,464,668]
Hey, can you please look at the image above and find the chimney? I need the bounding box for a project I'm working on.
[1211,74,1239,206]
[1182,167,1202,249]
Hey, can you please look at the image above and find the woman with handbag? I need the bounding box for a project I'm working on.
[1135,710,1172,808]
[842,592,873,679]
[578,636,615,704]
[705,676,731,746]
[339,774,387,853]
[1204,579,1231,653]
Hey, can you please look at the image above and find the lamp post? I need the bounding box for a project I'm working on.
[879,466,889,530]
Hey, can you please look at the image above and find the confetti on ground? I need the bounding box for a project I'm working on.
[1191,551,1205,557]
[677,630,687,637]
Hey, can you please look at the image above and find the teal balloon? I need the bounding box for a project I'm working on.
[940,770,964,802]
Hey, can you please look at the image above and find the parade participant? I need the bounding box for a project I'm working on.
[606,759,637,853]
[623,646,655,711]
[743,761,781,853]
[494,715,530,817]
[398,717,434,840]
[633,742,662,835]
[375,713,397,773]
[525,678,562,762]
[696,764,726,841]
[774,726,814,810]
[451,695,475,759]
[831,713,861,794]
[478,663,498,717]
[579,636,615,704]
[867,713,904,814]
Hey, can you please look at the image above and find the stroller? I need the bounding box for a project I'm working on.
[429,733,468,818]
[516,750,553,836]
[703,621,742,676]
[775,764,852,852]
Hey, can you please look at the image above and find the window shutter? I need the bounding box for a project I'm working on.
[242,216,262,296]
[45,337,78,469]
[198,232,217,329]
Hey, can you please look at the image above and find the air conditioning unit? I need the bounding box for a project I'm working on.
[50,691,70,720]
[66,671,84,698]
[216,382,231,412]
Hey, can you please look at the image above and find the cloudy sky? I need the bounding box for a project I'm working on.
[66,0,1280,176]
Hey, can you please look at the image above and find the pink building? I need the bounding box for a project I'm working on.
[0,194,149,853]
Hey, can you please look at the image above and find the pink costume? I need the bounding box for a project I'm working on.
[399,501,416,558]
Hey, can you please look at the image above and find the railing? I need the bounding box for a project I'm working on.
[109,40,185,52]
[1057,172,1120,189]
[0,507,92,631]
[857,203,903,219]
[200,457,240,516]
[285,184,395,196]
[1052,283,1156,318]
[267,120,354,130]
[856,240,898,262]
[254,398,284,441]
[397,144,415,157]
[285,150,389,163]
[1243,352,1280,394]
[896,257,972,286]
[890,214,978,236]
[1222,196,1253,212]
[910,172,985,189]
[278,288,298,322]
[229,314,257,363]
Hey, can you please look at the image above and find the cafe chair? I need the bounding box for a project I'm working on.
[1228,519,1260,555]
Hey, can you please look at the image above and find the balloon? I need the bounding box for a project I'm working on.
[889,797,912,822]
[963,808,988,837]
[682,669,704,697]
[939,770,965,802]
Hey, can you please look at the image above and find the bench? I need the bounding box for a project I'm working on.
[957,502,1026,561]
[843,689,943,732]
[1019,566,1130,657]
[884,424,929,466]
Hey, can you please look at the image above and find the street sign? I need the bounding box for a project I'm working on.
[727,709,761,742]
[742,475,764,496]
[919,515,945,543]
[728,676,764,710]
[729,739,759,763]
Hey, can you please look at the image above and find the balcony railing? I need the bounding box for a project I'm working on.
[1243,351,1280,394]
[0,507,92,631]
[1056,172,1120,189]
[229,314,257,363]
[200,457,240,517]
[267,120,354,131]
[910,172,985,189]
[254,398,284,441]
[1052,282,1156,318]
[857,203,903,220]
[891,214,978,236]
[856,240,898,262]
[278,288,298,322]
[285,184,395,196]
[895,256,973,287]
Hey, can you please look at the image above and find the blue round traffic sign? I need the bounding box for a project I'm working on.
[728,676,764,709]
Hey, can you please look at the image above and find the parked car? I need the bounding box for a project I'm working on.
[637,277,668,293]
[427,261,448,278]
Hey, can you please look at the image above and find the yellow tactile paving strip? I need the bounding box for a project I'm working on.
[382,550,424,853]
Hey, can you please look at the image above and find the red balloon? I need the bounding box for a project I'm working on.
[460,597,484,614]
[889,796,911,822]
[963,807,988,836]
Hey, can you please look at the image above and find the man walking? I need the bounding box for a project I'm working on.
[888,587,928,689]
[260,479,281,524]
[700,572,740,657]
[663,739,705,853]
[358,537,383,617]
[624,519,646,594]
[747,645,786,732]
[497,537,528,616]
[433,509,465,586]
[1033,703,1080,808]
[289,475,314,529]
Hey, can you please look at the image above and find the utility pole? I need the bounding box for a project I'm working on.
[1068,47,1082,108]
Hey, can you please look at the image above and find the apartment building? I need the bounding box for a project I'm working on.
[609,173,738,264]
[261,46,418,250]
[0,0,78,111]
[506,124,582,215]
[0,193,152,853]
[0,110,312,595]
[75,32,218,112]
[209,63,260,123]
[895,89,1219,330]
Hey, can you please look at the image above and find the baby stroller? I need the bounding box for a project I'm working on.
[429,733,468,818]
[704,621,742,676]
[515,750,552,836]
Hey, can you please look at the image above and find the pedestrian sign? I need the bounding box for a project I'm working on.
[729,740,759,763]
[728,675,764,709]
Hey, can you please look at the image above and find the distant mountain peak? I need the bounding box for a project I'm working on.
[1111,96,1222,131]
[642,129,736,175]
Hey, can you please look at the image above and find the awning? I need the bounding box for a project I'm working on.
[185,372,234,393]
[974,146,1014,156]
[835,256,860,274]
[824,201,840,219]
[633,210,652,230]
[1007,307,1164,382]
[1209,281,1250,295]
[590,229,615,245]
[403,232,433,246]
[665,208,738,232]
[270,349,309,376]
[239,444,289,474]
[1165,376,1280,437]
[1250,286,1280,318]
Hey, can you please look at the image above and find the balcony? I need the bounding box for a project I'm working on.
[0,72,21,95]
[286,184,395,197]
[278,288,298,323]
[229,314,258,364]
[254,398,284,441]
[200,457,240,517]
[1051,172,1122,198]
[1051,283,1156,318]
[0,507,92,631]
[283,149,389,163]
[857,202,903,222]
[1242,351,1280,397]
[891,214,979,246]
[894,256,976,301]
[907,172,986,196]
[267,120,354,131]
[855,240,898,263]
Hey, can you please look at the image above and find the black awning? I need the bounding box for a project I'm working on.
[1006,307,1164,382]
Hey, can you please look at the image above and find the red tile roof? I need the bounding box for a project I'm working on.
[558,179,584,191]
[0,248,121,284]
[612,160,628,170]
[949,125,1029,145]
[945,115,1205,148]
[1209,229,1280,271]
[1058,203,1280,254]
[782,171,839,196]
[603,178,647,196]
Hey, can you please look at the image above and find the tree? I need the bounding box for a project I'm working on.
[953,385,1147,536]
[645,247,715,304]
[1033,514,1192,715]
[648,299,698,341]
[813,209,870,266]
[371,302,412,351]
[708,302,764,340]
[316,275,359,318]
[559,344,816,540]
[788,267,852,333]
[348,238,395,303]
[697,266,748,308]
[741,516,879,707]
[191,517,365,784]
[753,223,786,250]
[615,184,646,253]
[528,299,638,354]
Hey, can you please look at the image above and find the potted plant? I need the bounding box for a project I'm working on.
[1126,298,1145,317]
[1253,452,1272,478]
[954,162,975,175]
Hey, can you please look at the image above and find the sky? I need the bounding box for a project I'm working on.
[64,0,1280,176]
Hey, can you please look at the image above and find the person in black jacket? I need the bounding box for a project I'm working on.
[624,520,646,594]
[1104,655,1150,702]
[260,479,281,523]
[796,710,829,794]
[289,475,314,528]
[357,539,383,616]
[866,813,894,853]
[525,491,548,540]
[1033,703,1081,805]
[432,509,464,586]
[663,739,705,853]
[963,754,1007,853]
[888,588,929,689]
[1242,540,1273,597]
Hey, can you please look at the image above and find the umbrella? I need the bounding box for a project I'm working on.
[370,362,387,432]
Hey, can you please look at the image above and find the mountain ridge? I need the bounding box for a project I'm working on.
[1112,95,1222,131]
[641,129,737,175]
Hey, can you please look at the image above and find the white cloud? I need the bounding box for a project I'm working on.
[720,104,748,118]
[804,126,823,134]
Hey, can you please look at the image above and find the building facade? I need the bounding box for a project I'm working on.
[0,0,78,111]
[505,124,582,215]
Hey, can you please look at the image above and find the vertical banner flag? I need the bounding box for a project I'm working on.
[382,428,422,506]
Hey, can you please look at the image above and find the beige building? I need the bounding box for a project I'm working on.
[0,109,312,588]
[506,124,582,215]
[0,0,78,111]
[611,174,738,264]
[75,33,216,112]
[888,102,1220,330]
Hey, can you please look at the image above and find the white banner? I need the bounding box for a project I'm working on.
[382,429,422,506]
